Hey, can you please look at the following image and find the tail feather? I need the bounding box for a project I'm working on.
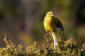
[51,33,58,49]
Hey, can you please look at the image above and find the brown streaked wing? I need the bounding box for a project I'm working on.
[52,16,64,31]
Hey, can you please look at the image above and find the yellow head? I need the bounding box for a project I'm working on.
[46,11,53,17]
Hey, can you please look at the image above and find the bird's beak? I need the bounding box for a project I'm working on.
[52,14,54,16]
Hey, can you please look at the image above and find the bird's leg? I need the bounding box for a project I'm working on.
[44,31,50,47]
[45,31,50,38]
[46,31,50,48]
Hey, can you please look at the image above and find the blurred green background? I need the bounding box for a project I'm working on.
[0,0,85,47]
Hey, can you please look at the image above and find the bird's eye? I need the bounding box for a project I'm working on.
[49,14,51,15]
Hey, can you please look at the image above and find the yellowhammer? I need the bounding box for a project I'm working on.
[44,11,64,49]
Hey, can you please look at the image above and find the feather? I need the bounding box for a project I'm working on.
[51,33,58,49]
[52,16,64,31]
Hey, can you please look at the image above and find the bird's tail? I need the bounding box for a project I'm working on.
[51,33,58,49]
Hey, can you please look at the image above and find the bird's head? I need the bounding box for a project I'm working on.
[46,11,53,17]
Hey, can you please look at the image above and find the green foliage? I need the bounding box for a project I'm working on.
[0,38,85,56]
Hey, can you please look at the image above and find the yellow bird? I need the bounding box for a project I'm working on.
[44,11,64,49]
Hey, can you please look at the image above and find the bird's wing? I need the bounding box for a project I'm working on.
[52,16,64,31]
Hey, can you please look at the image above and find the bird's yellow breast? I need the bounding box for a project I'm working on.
[44,16,54,33]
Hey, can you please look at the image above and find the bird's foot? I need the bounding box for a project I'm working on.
[44,31,50,38]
